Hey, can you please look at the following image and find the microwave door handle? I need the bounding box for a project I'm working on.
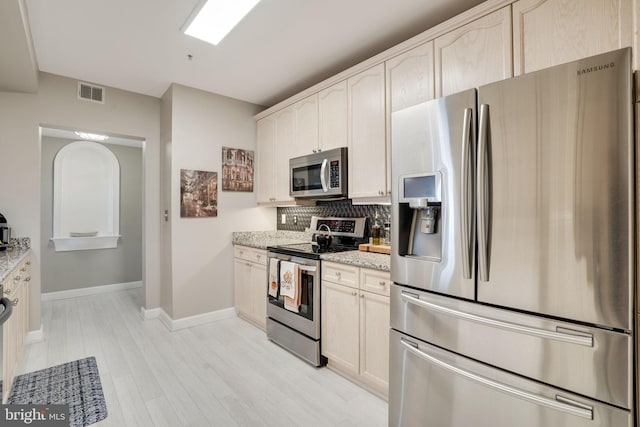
[320,158,329,192]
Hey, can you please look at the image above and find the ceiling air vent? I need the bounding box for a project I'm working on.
[78,82,105,104]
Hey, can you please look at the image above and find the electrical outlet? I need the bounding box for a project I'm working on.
[294,215,298,225]
[281,214,286,224]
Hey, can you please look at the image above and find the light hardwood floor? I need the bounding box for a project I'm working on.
[18,289,388,426]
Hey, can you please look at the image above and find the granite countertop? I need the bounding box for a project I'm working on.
[233,231,391,271]
[321,251,390,272]
[0,248,31,284]
[232,230,313,250]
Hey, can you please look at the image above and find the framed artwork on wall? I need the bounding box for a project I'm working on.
[180,169,218,217]
[222,147,254,192]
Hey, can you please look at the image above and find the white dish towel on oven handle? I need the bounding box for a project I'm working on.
[280,261,299,312]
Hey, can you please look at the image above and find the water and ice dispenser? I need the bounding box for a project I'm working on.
[397,172,442,261]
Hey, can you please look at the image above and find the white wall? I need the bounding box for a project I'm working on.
[168,84,275,319]
[160,86,173,317]
[0,72,161,330]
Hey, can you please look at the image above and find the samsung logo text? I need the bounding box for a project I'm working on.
[577,62,615,75]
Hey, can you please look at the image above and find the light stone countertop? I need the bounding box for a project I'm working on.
[232,230,391,272]
[320,250,390,272]
[232,230,313,250]
[0,248,31,284]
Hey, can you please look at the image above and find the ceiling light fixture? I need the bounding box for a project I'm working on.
[183,0,260,46]
[74,131,109,141]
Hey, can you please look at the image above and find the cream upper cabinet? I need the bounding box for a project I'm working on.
[274,106,295,203]
[348,63,388,200]
[386,41,435,197]
[435,6,513,97]
[512,0,634,75]
[256,107,295,205]
[291,94,319,158]
[318,81,348,152]
[386,41,435,113]
[256,116,276,204]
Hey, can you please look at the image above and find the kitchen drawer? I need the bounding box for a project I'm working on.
[322,261,359,289]
[360,268,390,296]
[3,264,25,297]
[390,329,631,427]
[234,245,267,266]
[390,284,632,409]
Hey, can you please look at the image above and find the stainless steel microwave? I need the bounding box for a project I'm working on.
[289,147,348,198]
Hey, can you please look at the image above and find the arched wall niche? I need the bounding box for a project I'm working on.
[51,140,121,251]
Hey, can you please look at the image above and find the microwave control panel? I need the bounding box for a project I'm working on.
[330,160,340,188]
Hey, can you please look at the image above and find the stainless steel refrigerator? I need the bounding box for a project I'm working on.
[389,48,635,427]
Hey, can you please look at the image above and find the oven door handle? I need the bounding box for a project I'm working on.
[298,265,317,273]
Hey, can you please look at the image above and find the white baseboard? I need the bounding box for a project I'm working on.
[140,305,236,332]
[41,281,143,301]
[26,324,44,343]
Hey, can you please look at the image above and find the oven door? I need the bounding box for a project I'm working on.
[267,253,320,339]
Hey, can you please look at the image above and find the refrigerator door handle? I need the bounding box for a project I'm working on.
[400,291,594,347]
[399,338,594,420]
[460,107,474,279]
[477,103,490,282]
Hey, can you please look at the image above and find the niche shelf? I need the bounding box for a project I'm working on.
[51,140,121,251]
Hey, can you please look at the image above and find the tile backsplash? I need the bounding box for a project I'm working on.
[276,200,390,236]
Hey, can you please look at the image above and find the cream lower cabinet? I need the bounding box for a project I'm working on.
[233,246,267,330]
[2,255,31,403]
[321,261,390,398]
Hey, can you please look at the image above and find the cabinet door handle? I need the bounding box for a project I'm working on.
[14,275,20,282]
[379,281,386,286]
[20,267,27,272]
[351,291,357,296]
[25,277,31,282]
[12,298,19,306]
[26,261,31,265]
[360,294,364,299]
[3,288,11,295]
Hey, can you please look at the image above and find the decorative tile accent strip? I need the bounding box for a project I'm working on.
[277,200,390,233]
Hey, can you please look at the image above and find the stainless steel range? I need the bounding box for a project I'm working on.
[266,216,366,366]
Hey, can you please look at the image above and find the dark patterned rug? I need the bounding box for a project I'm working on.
[8,356,107,427]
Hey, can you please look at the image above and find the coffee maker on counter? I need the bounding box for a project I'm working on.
[0,213,10,251]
